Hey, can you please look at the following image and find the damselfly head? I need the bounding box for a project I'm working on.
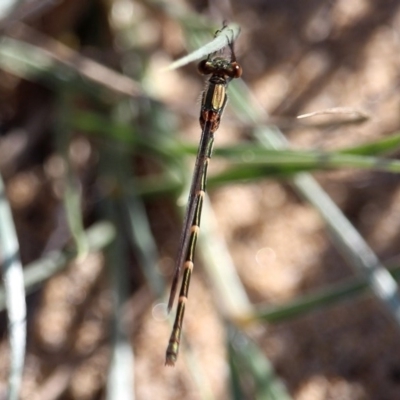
[197,57,242,79]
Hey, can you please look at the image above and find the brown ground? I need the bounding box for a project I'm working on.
[1,0,400,399]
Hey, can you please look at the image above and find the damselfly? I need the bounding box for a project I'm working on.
[166,29,242,366]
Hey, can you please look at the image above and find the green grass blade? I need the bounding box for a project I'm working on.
[104,206,134,400]
[248,260,400,324]
[339,131,400,155]
[98,146,135,400]
[229,327,293,400]
[124,183,164,297]
[55,92,89,259]
[214,146,400,174]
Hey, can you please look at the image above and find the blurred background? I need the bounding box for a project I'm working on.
[1,0,400,399]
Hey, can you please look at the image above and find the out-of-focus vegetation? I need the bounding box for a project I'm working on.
[1,1,400,399]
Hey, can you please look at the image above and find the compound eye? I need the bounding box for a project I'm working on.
[231,62,242,79]
[198,60,213,75]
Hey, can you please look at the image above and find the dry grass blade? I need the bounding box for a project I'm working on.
[0,173,26,400]
[164,22,241,71]
[3,23,143,97]
[297,106,370,120]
